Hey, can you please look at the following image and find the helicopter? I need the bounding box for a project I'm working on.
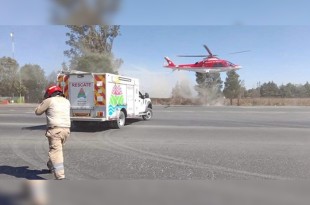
[164,45,248,73]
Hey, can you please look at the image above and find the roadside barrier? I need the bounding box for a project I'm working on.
[0,100,9,104]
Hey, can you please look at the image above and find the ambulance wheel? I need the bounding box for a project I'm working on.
[113,110,126,129]
[142,108,153,120]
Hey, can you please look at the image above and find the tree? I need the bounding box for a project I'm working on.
[238,80,246,105]
[194,72,223,104]
[0,57,21,97]
[223,70,242,105]
[260,81,279,97]
[304,82,310,97]
[64,25,122,73]
[20,64,47,103]
[278,83,307,98]
[61,62,70,73]
[245,88,260,98]
[76,53,121,73]
[46,70,58,87]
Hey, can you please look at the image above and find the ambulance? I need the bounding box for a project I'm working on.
[57,71,153,129]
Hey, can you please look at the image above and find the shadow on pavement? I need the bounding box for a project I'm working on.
[72,119,142,133]
[21,125,46,131]
[125,118,141,125]
[0,165,49,180]
[20,119,143,133]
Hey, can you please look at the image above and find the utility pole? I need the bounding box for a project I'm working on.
[10,32,22,103]
[10,32,15,59]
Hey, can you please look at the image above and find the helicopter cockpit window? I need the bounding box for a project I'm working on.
[227,61,234,66]
[213,62,224,67]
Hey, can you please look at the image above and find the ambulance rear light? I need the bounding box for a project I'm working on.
[96,111,105,117]
[72,112,91,117]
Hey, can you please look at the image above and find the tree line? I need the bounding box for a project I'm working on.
[246,81,310,98]
[172,71,310,105]
[0,25,121,103]
[0,57,53,103]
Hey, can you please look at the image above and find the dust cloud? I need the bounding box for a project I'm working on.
[195,86,225,106]
[119,66,226,105]
[119,66,195,98]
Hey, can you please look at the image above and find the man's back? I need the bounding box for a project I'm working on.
[35,96,71,128]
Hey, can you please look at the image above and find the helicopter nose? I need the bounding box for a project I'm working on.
[235,65,242,70]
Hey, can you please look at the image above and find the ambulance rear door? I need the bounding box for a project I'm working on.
[69,74,94,117]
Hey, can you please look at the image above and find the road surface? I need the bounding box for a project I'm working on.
[0,104,309,180]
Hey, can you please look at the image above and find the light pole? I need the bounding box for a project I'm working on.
[10,32,14,59]
[10,32,22,103]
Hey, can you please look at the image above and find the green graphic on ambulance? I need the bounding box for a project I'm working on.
[109,85,125,116]
[77,88,86,98]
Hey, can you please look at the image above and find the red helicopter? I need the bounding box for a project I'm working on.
[164,45,248,73]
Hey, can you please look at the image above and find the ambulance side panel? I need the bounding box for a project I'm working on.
[105,74,138,120]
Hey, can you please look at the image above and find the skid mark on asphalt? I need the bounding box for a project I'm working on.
[60,133,106,179]
[10,135,46,170]
[93,131,246,179]
[8,130,81,180]
[100,130,216,179]
[97,129,291,180]
[18,131,94,180]
[71,130,214,179]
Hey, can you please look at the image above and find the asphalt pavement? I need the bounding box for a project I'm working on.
[0,104,310,180]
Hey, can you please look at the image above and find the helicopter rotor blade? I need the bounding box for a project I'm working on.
[203,44,213,56]
[228,50,251,54]
[177,55,207,57]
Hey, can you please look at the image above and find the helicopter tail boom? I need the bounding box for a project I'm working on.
[164,57,177,67]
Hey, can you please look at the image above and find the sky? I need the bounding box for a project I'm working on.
[115,26,310,96]
[113,0,310,25]
[1,0,310,25]
[0,1,310,97]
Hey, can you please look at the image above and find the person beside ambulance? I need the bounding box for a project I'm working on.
[35,85,71,180]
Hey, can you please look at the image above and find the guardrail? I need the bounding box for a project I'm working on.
[0,96,25,104]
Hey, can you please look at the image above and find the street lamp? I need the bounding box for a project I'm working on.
[10,32,14,59]
[10,32,22,103]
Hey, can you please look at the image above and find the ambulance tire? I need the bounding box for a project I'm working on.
[142,108,153,120]
[112,110,126,129]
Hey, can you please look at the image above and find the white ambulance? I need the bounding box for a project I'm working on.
[57,71,153,129]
